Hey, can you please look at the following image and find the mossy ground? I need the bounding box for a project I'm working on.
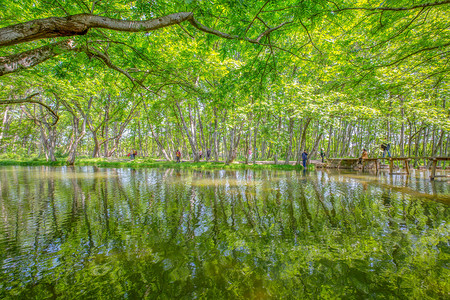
[0,157,308,170]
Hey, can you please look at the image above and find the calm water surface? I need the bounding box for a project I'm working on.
[0,166,449,299]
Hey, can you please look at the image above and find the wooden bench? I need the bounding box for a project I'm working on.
[328,158,382,171]
[361,158,380,172]
[327,157,449,180]
[327,158,359,169]
[385,157,412,175]
[430,157,450,180]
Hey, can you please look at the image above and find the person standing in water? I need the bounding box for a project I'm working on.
[302,150,308,169]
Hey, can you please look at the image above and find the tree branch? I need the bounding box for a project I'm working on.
[0,93,59,125]
[1,12,291,48]
[334,1,450,12]
[0,12,194,47]
[298,19,323,55]
[245,0,271,34]
[0,39,76,76]
[363,7,427,51]
[85,47,161,94]
[371,42,450,69]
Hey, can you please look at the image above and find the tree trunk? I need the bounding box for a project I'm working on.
[103,101,110,157]
[252,116,260,164]
[175,101,198,161]
[143,102,170,160]
[400,98,405,156]
[422,127,429,167]
[197,105,206,155]
[427,129,445,167]
[309,132,323,163]
[284,117,294,164]
[0,106,10,144]
[62,97,92,165]
[296,118,311,165]
[327,124,333,158]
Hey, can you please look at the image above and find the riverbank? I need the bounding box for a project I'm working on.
[0,157,307,170]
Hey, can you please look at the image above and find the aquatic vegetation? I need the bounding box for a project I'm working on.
[0,166,448,298]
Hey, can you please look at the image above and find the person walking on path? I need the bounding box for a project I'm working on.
[176,150,181,163]
[320,148,326,163]
[381,143,391,158]
[199,150,203,160]
[248,148,252,161]
[302,150,308,169]
[206,149,211,160]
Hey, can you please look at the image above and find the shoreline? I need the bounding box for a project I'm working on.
[0,158,307,170]
[1,158,445,171]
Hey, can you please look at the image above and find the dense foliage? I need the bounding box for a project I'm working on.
[0,0,449,165]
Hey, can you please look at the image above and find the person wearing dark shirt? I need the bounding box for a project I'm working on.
[302,150,308,168]
[320,148,326,163]
[381,143,391,158]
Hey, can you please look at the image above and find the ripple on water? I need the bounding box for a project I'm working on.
[0,166,448,299]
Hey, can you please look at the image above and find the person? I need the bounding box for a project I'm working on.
[248,148,252,161]
[133,150,137,159]
[302,150,308,169]
[381,143,391,158]
[130,149,136,160]
[176,149,181,163]
[206,148,211,160]
[358,148,368,164]
[320,148,326,163]
[199,150,203,160]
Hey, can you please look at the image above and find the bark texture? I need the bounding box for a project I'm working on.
[0,40,75,76]
[0,12,287,48]
[0,13,193,47]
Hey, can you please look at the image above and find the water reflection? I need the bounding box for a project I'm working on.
[0,166,449,299]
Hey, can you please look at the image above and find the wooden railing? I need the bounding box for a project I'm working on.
[326,157,449,179]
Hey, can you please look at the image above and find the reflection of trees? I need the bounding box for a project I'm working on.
[0,167,448,298]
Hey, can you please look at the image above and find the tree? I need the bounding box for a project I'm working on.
[0,0,449,163]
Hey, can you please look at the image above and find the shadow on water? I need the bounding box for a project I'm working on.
[0,166,449,299]
[328,169,450,204]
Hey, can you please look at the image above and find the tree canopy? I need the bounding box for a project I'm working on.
[0,0,449,164]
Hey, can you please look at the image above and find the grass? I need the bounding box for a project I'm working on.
[0,157,308,171]
[0,158,66,166]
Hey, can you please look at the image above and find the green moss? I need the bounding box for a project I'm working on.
[0,158,310,170]
[0,158,65,166]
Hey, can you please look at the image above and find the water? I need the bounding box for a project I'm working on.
[0,166,449,299]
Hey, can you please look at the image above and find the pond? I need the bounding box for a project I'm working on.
[0,166,449,299]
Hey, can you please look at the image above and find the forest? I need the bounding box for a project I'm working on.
[1,0,449,166]
[1,2,450,298]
